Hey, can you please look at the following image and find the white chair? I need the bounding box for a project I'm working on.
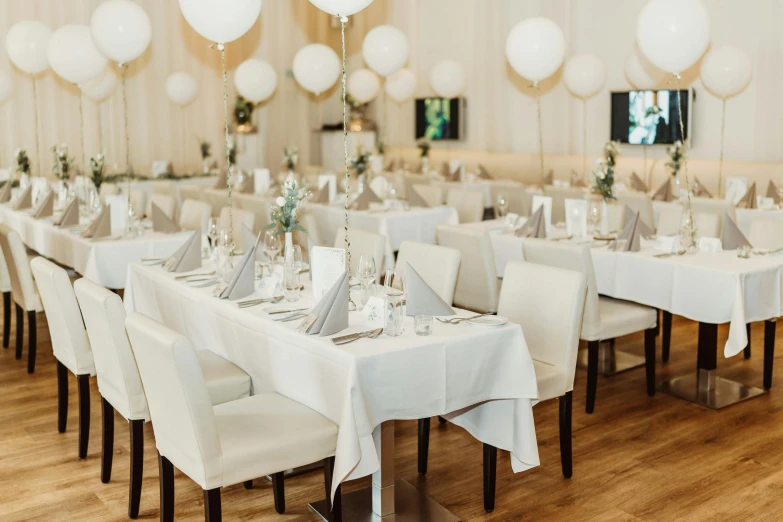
[749,220,783,250]
[410,184,444,208]
[334,228,385,282]
[394,241,461,305]
[30,258,95,459]
[205,189,230,217]
[125,313,341,520]
[219,207,255,251]
[0,224,42,373]
[446,188,484,223]
[436,225,499,313]
[691,197,737,233]
[543,186,587,223]
[522,239,657,413]
[0,249,12,350]
[616,192,655,231]
[74,279,253,518]
[490,181,529,216]
[656,205,682,236]
[179,199,212,231]
[236,193,271,230]
[179,184,205,204]
[657,206,721,238]
[146,193,175,220]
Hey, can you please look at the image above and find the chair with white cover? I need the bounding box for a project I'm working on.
[410,184,444,208]
[219,207,255,250]
[179,184,205,204]
[394,241,461,305]
[29,258,95,459]
[236,193,271,231]
[204,189,230,217]
[543,186,587,223]
[656,205,682,236]
[522,239,657,413]
[616,192,655,231]
[491,181,529,216]
[436,225,499,313]
[657,206,721,239]
[125,313,341,521]
[691,197,737,234]
[74,279,253,519]
[0,224,42,373]
[178,199,212,231]
[446,188,484,223]
[334,228,385,281]
[145,193,175,220]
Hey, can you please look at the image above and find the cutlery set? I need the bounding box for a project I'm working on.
[435,312,492,324]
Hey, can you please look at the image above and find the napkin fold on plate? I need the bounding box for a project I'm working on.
[0,181,12,203]
[302,269,349,336]
[213,170,228,189]
[312,183,330,204]
[404,263,455,317]
[611,210,643,252]
[55,197,80,227]
[516,206,547,238]
[219,231,260,300]
[652,178,674,202]
[477,164,493,180]
[407,184,430,208]
[629,172,648,192]
[152,202,181,233]
[163,227,202,273]
[542,169,554,186]
[32,190,54,219]
[81,206,111,239]
[736,182,757,209]
[11,185,32,210]
[353,187,382,210]
[622,205,653,237]
[693,177,713,198]
[767,180,781,205]
[721,213,752,250]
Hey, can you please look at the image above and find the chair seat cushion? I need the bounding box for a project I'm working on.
[591,296,657,341]
[533,360,568,402]
[214,393,338,487]
[195,351,251,406]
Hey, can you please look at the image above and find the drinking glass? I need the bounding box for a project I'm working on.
[285,244,303,271]
[264,231,281,272]
[588,200,601,235]
[207,218,218,251]
[383,269,405,337]
[356,255,377,306]
[283,266,300,302]
[414,315,433,336]
[495,194,508,218]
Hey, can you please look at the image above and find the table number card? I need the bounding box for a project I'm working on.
[310,246,346,304]
[757,196,775,210]
[725,177,748,205]
[655,236,678,253]
[361,296,385,327]
[564,199,588,238]
[698,237,723,253]
[504,212,520,231]
[531,195,553,234]
[253,168,271,195]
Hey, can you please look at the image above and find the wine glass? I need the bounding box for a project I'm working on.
[588,200,601,235]
[207,218,218,251]
[264,231,281,272]
[495,194,508,218]
[356,255,377,305]
[383,269,405,337]
[285,244,303,271]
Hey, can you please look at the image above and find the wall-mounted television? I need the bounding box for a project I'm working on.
[415,97,465,141]
[611,89,691,145]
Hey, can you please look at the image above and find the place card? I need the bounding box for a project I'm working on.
[655,236,678,253]
[361,296,385,327]
[257,272,281,298]
[531,195,553,234]
[565,199,588,238]
[757,196,775,210]
[310,246,346,304]
[254,168,270,195]
[504,212,520,231]
[698,237,723,253]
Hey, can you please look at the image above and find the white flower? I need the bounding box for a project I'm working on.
[597,171,606,180]
[276,196,286,207]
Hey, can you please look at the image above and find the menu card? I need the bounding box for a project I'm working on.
[310,246,346,304]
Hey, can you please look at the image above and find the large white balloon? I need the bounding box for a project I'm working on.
[165,72,198,106]
[429,60,466,99]
[0,71,12,104]
[562,54,605,99]
[385,68,416,103]
[91,0,152,64]
[625,46,665,89]
[308,0,374,17]
[700,46,752,99]
[6,21,52,75]
[506,17,565,83]
[178,0,262,44]
[637,0,710,75]
[80,67,118,102]
[347,68,380,103]
[48,25,107,85]
[293,44,341,95]
[234,59,277,103]
[362,25,408,77]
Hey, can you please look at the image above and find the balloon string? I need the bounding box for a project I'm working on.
[120,63,132,207]
[32,75,41,177]
[79,91,86,175]
[217,43,234,254]
[534,84,544,183]
[582,98,587,180]
[718,98,726,199]
[340,17,351,269]
[675,76,695,246]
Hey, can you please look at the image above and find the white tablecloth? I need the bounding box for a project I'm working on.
[652,200,783,237]
[124,260,540,497]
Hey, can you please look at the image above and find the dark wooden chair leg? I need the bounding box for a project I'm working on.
[662,311,672,362]
[77,374,90,459]
[271,471,285,514]
[27,311,36,373]
[129,420,144,519]
[559,391,573,479]
[645,328,657,397]
[158,453,175,522]
[57,361,68,433]
[437,416,446,424]
[655,309,661,337]
[585,340,599,414]
[3,291,10,348]
[323,456,342,522]
[101,398,114,484]
[204,488,222,522]
[744,323,752,359]
[243,480,252,489]
[764,319,776,390]
[15,303,23,360]
[483,443,497,513]
[417,418,430,475]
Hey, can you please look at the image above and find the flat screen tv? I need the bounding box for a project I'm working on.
[611,90,690,145]
[415,97,465,141]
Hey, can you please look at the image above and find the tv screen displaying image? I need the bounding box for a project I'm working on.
[415,97,464,140]
[611,90,690,145]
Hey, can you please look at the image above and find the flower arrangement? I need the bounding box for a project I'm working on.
[233,96,254,127]
[227,139,237,167]
[666,140,685,177]
[282,146,299,171]
[199,140,211,161]
[51,143,74,181]
[592,141,619,202]
[377,138,385,156]
[417,139,431,158]
[264,174,310,235]
[90,153,105,191]
[14,149,30,176]
[350,146,371,177]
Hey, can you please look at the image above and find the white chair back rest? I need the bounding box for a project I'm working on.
[695,212,720,238]
[490,182,529,216]
[691,197,737,226]
[334,228,386,281]
[146,193,175,220]
[656,205,682,236]
[151,180,174,197]
[125,313,221,488]
[543,186,587,223]
[446,188,484,223]
[179,199,212,231]
[0,224,38,311]
[749,220,783,250]
[616,192,655,231]
[498,261,587,391]
[219,207,255,250]
[30,258,94,375]
[403,174,429,199]
[74,278,148,421]
[236,193,271,230]
[411,185,444,208]
[394,241,461,305]
[204,189,230,217]
[657,206,721,238]
[436,225,498,313]
[179,185,205,204]
[0,246,11,293]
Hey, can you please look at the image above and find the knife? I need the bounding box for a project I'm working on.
[331,328,383,345]
[268,308,309,316]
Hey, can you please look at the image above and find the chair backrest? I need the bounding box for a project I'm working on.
[0,246,12,293]
[30,258,94,375]
[394,240,461,305]
[204,189,230,217]
[146,193,176,220]
[219,207,255,250]
[490,181,530,216]
[691,197,737,225]
[543,186,587,223]
[334,228,386,281]
[695,212,720,238]
[0,224,38,311]
[522,238,600,341]
[151,180,174,197]
[178,199,212,231]
[446,188,484,223]
[749,219,783,250]
[656,206,721,238]
[179,184,205,204]
[436,225,498,313]
[498,261,587,392]
[236,193,271,230]
[411,184,444,208]
[125,312,221,489]
[74,278,148,421]
[616,192,655,231]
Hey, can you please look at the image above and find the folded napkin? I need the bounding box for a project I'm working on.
[32,190,54,219]
[721,213,752,250]
[767,180,781,205]
[477,164,493,180]
[692,177,713,198]
[440,162,450,179]
[213,170,228,189]
[353,188,382,210]
[542,170,554,186]
[407,184,430,208]
[163,227,202,273]
[152,202,181,233]
[629,172,648,192]
[622,205,653,237]
[303,269,349,336]
[219,231,259,300]
[312,183,331,204]
[238,173,254,194]
[0,181,12,203]
[736,182,757,209]
[11,185,32,210]
[405,263,455,317]
[81,206,112,239]
[611,210,643,252]
[55,197,79,227]
[385,159,397,172]
[652,178,675,202]
[516,206,547,238]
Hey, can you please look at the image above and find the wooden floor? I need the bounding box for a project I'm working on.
[1,312,782,521]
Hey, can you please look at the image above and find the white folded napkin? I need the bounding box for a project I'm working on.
[407,185,430,208]
[303,269,349,336]
[219,232,260,300]
[152,202,180,233]
[32,190,54,219]
[55,197,80,227]
[0,181,12,203]
[611,210,643,252]
[516,206,547,238]
[736,182,757,209]
[11,185,32,210]
[82,206,112,239]
[163,228,202,273]
[353,188,382,210]
[404,263,455,317]
[721,213,752,250]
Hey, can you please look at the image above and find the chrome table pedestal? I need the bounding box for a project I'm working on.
[577,341,645,376]
[309,421,461,522]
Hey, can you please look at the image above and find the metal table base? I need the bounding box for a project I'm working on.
[576,341,646,376]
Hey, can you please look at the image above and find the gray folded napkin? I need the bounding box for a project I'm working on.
[767,180,781,205]
[33,190,54,219]
[213,170,228,189]
[477,164,493,180]
[404,263,455,317]
[353,188,382,210]
[542,170,554,186]
[12,185,32,210]
[312,183,331,204]
[622,205,653,237]
[303,269,349,336]
[239,173,254,194]
[163,227,202,273]
[407,184,430,208]
[55,197,79,227]
[440,162,450,179]
[0,182,12,203]
[721,213,752,250]
[219,231,259,300]
[736,182,757,209]
[82,206,111,239]
[693,177,713,198]
[152,202,181,233]
[611,210,642,252]
[385,159,397,172]
[516,206,547,238]
[629,172,648,192]
[652,178,674,202]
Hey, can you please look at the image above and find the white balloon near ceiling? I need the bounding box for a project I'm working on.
[347,68,380,103]
[234,59,277,104]
[293,44,341,95]
[308,0,374,17]
[625,46,665,90]
[165,72,199,106]
[506,17,565,84]
[385,68,416,103]
[6,20,52,75]
[637,0,710,75]
[700,46,753,99]
[178,0,263,44]
[562,54,605,99]
[0,71,12,104]
[90,0,152,65]
[48,25,107,85]
[429,60,466,99]
[80,67,118,102]
[362,25,408,77]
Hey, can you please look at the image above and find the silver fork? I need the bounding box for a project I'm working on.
[237,296,284,308]
[435,312,492,324]
[175,271,216,280]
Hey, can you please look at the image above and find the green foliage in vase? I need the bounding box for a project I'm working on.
[350,146,371,177]
[592,141,620,202]
[417,139,431,158]
[199,139,211,160]
[51,143,74,181]
[233,96,254,126]
[90,153,105,190]
[264,175,310,235]
[666,140,685,176]
[14,148,30,176]
[282,146,299,171]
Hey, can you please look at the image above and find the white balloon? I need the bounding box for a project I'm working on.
[234,59,277,103]
[625,46,665,90]
[637,0,710,75]
[308,0,374,17]
[165,72,198,106]
[506,17,565,83]
[385,68,416,103]
[362,25,408,77]
[0,71,12,104]
[292,44,341,95]
[48,25,107,85]
[429,60,466,99]
[178,0,262,44]
[700,46,752,99]
[6,21,52,75]
[562,54,605,99]
[347,68,380,103]
[91,0,152,64]
[80,67,118,102]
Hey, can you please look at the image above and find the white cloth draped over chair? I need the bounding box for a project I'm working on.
[436,225,499,313]
[543,186,587,224]
[749,219,783,250]
[219,207,255,250]
[616,192,655,231]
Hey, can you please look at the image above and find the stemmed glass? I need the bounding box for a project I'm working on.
[264,231,282,273]
[356,255,377,306]
[495,194,508,218]
[383,269,405,337]
[588,200,601,235]
[207,218,218,252]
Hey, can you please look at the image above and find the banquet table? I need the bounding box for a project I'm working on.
[652,200,783,236]
[124,259,540,520]
[430,180,494,208]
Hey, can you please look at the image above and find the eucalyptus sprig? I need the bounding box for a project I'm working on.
[350,146,371,177]
[264,174,310,235]
[666,140,685,176]
[198,139,211,160]
[14,149,30,176]
[282,146,299,171]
